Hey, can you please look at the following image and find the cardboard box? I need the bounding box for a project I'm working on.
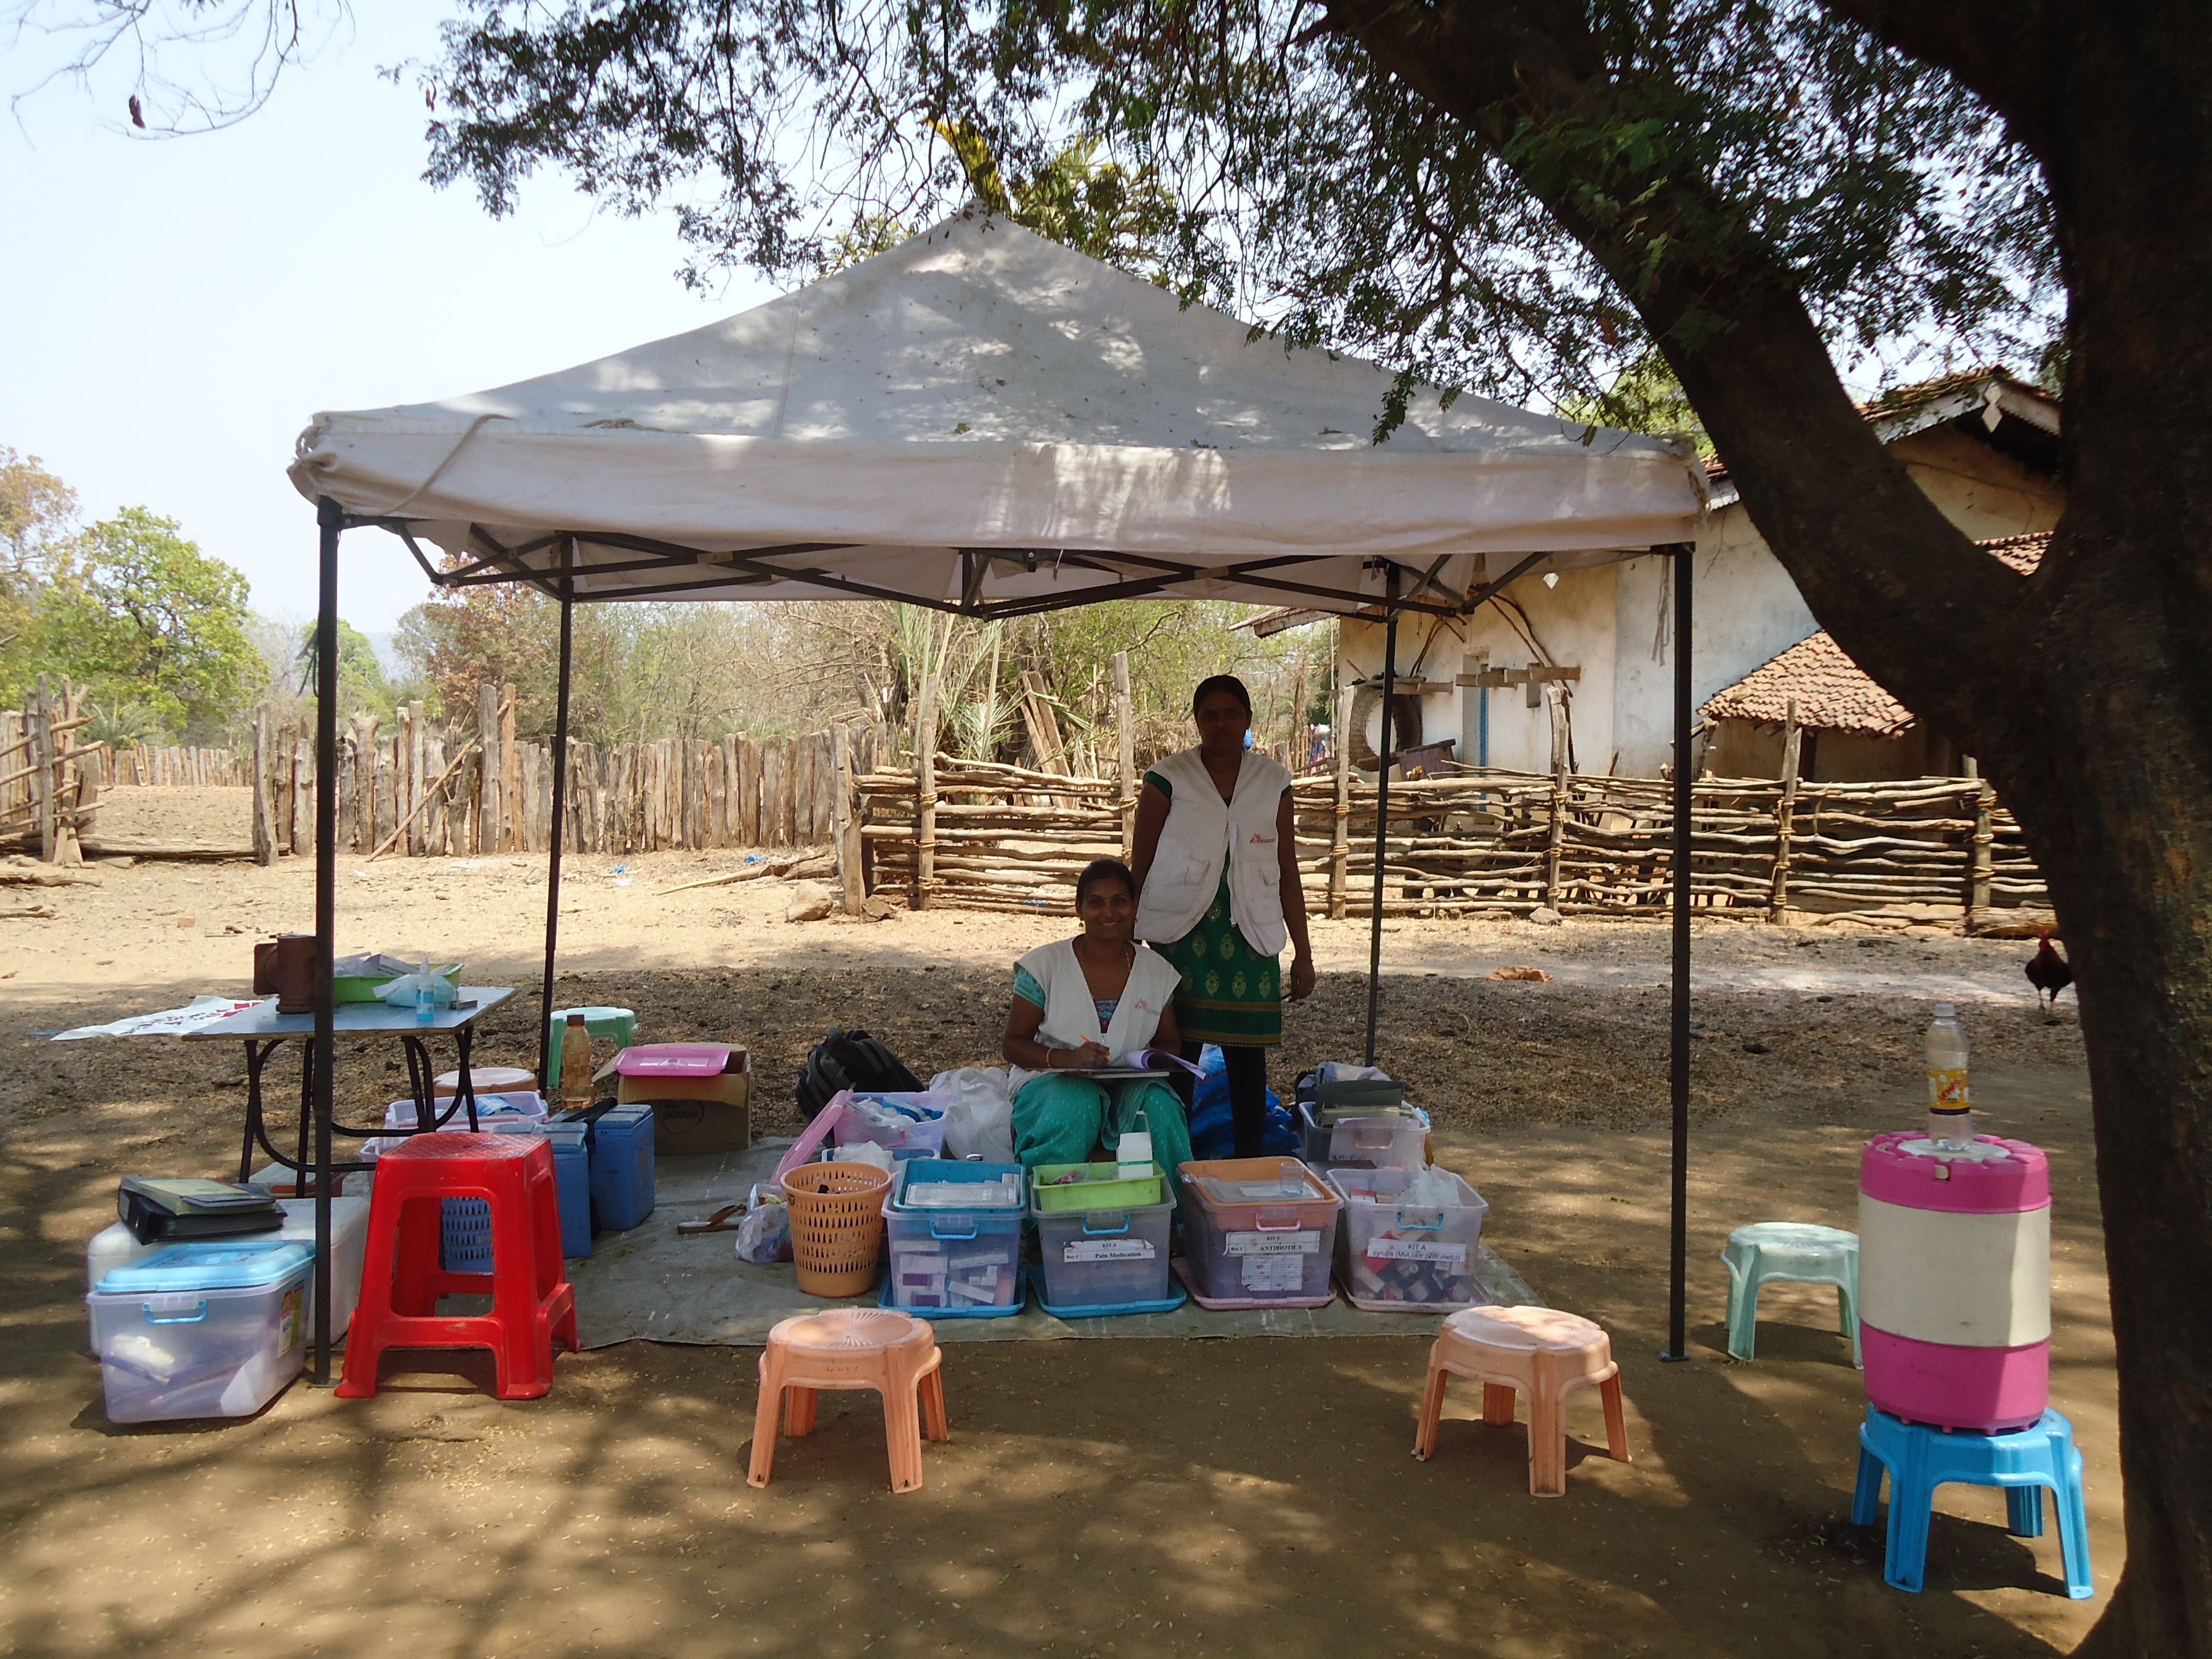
[597,1046,752,1155]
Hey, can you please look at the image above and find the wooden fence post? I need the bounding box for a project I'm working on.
[1966,756,1995,929]
[252,708,275,865]
[406,700,428,856]
[1330,682,1352,920]
[476,682,501,854]
[1114,651,1136,862]
[833,724,865,912]
[31,678,54,862]
[914,677,939,909]
[52,682,83,866]
[738,734,760,845]
[498,687,519,853]
[1769,695,1802,921]
[1543,685,1569,910]
[350,714,379,854]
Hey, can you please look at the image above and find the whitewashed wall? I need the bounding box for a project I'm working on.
[1337,426,2064,779]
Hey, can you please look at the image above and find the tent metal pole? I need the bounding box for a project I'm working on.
[1664,543,1694,1362]
[1364,568,1400,1067]
[310,497,342,1386]
[537,553,576,1094]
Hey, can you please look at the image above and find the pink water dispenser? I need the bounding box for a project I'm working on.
[1858,1132,2051,1432]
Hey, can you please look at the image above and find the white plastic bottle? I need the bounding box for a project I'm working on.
[1925,1003,1972,1149]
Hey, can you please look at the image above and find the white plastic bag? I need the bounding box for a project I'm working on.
[735,1184,792,1264]
[830,1141,896,1174]
[378,964,459,1010]
[931,1066,1015,1164]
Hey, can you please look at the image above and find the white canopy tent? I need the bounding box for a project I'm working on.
[289,211,1699,619]
[279,213,1704,1378]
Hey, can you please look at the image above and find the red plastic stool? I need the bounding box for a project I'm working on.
[335,1132,578,1401]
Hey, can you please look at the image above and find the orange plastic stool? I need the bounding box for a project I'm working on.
[1414,1305,1631,1496]
[335,1132,577,1401]
[748,1309,948,1493]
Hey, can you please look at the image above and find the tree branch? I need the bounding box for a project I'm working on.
[1314,0,2038,759]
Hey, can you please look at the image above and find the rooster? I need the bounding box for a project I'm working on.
[2027,932,2073,1010]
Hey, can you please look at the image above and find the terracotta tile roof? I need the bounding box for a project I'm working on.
[1700,536,2049,734]
[1701,630,1919,735]
[1979,533,2049,575]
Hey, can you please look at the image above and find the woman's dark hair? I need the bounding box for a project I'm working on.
[1075,857,1137,906]
[1191,674,1253,719]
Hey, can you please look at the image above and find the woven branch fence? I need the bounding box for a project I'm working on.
[243,685,875,863]
[851,758,2050,929]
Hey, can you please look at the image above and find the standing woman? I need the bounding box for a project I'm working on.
[1131,674,1316,1157]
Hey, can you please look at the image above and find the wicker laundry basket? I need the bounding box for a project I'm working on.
[781,1163,893,1298]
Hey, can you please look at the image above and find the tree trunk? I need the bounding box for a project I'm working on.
[1322,0,2212,1642]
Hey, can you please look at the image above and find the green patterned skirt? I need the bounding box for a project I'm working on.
[1156,879,1283,1046]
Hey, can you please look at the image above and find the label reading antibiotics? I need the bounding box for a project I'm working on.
[1225,1231,1320,1257]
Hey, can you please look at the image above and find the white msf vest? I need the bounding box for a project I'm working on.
[1135,746,1292,956]
[1008,937,1183,1091]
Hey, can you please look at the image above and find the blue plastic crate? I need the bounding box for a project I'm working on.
[1028,1265,1188,1320]
[440,1197,494,1273]
[882,1164,1025,1314]
[1030,1193,1177,1312]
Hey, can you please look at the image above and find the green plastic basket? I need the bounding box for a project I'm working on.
[332,962,463,1004]
[1030,1160,1165,1213]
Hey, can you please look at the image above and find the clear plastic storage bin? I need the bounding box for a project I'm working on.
[1296,1100,1430,1169]
[831,1091,950,1161]
[87,1197,369,1336]
[881,1160,1025,1316]
[1327,1166,1490,1310]
[1030,1169,1177,1313]
[1177,1157,1342,1309]
[88,1240,314,1422]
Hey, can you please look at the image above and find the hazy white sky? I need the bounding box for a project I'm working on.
[2,2,777,635]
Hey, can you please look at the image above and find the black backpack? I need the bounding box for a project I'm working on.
[796,1027,925,1120]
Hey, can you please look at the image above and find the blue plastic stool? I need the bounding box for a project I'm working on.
[1722,1222,1860,1365]
[1851,1406,2093,1598]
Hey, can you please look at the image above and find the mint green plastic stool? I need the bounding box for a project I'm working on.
[1722,1222,1860,1366]
[545,1006,637,1092]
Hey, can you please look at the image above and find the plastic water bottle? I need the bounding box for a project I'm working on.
[560,1013,594,1108]
[414,956,436,1026]
[1925,1003,1971,1149]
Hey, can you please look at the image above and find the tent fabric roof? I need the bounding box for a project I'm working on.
[289,212,1701,618]
[1701,534,2049,734]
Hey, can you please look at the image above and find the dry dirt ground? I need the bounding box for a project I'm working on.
[0,788,2110,1658]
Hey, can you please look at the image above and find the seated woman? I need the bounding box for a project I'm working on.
[1001,858,1195,1204]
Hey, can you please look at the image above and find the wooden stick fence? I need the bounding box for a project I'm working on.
[852,754,2052,928]
[0,677,103,861]
[237,684,876,863]
[109,747,248,786]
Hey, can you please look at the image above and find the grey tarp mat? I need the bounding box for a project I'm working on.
[570,1143,1541,1348]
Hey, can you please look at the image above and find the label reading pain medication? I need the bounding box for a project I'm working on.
[1066,1240,1154,1263]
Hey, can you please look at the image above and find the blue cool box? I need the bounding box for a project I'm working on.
[590,1106,655,1233]
[490,1122,593,1257]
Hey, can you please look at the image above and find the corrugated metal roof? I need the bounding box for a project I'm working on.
[1701,535,2048,733]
